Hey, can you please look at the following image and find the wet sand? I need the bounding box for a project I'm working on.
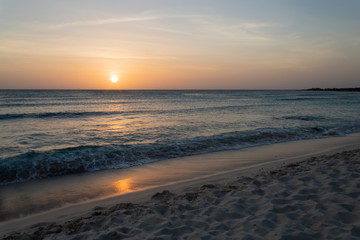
[1,134,360,239]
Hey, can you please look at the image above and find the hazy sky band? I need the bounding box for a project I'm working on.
[1,0,359,89]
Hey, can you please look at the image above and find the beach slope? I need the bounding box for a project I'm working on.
[2,139,360,239]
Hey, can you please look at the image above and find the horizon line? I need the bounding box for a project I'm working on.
[0,88,306,91]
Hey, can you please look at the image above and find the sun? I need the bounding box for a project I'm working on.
[110,75,118,83]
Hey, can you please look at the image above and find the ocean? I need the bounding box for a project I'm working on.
[1,90,360,186]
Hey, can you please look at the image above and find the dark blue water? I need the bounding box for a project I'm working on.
[1,90,360,185]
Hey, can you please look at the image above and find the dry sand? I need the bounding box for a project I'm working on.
[1,136,360,239]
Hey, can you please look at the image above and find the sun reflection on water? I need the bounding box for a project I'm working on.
[113,178,134,193]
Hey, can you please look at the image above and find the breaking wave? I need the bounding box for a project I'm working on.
[1,125,358,185]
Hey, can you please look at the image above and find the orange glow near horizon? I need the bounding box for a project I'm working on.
[0,54,308,90]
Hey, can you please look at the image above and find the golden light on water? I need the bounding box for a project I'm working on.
[114,178,133,193]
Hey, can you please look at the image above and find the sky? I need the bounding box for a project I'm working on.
[0,0,359,89]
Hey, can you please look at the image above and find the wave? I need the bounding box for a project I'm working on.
[0,111,127,120]
[0,101,136,108]
[0,105,249,120]
[1,125,357,186]
[277,97,326,101]
[282,115,327,121]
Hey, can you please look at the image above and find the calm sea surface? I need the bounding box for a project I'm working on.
[1,90,360,185]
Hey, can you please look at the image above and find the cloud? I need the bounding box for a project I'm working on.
[189,18,277,43]
[30,16,161,30]
[96,55,179,60]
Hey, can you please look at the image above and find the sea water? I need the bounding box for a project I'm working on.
[1,90,360,185]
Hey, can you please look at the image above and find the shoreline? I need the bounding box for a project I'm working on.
[1,134,360,238]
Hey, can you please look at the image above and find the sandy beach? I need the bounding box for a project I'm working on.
[1,135,360,239]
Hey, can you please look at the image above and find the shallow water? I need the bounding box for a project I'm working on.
[1,134,359,222]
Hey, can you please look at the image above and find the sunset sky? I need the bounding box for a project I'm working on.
[1,0,359,89]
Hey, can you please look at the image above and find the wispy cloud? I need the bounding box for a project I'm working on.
[19,11,278,45]
[26,16,162,30]
[185,15,278,43]
[96,55,179,60]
